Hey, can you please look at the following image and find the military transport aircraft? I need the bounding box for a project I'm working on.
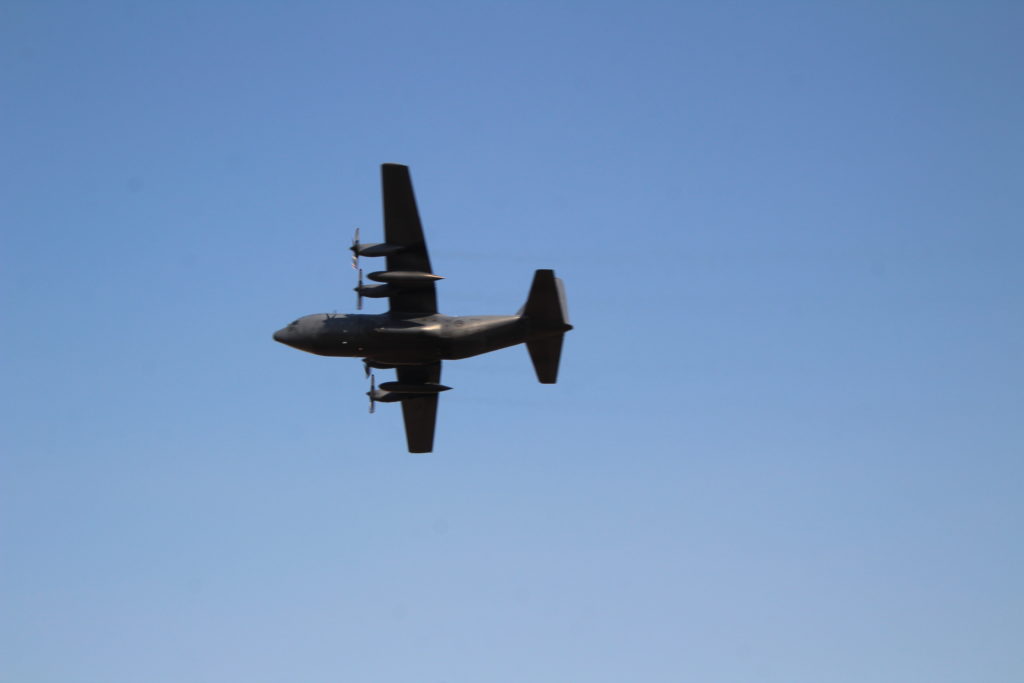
[273,164,572,453]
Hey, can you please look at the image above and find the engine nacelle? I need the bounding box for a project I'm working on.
[369,388,404,403]
[356,242,405,257]
[355,283,393,298]
[364,360,400,370]
[378,381,452,394]
[367,270,444,286]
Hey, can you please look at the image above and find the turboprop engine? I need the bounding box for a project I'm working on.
[378,381,451,394]
[366,270,444,286]
[354,269,443,310]
[367,375,452,413]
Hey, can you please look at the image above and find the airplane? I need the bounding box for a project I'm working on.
[272,163,572,453]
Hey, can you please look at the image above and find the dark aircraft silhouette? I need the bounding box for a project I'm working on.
[273,164,572,453]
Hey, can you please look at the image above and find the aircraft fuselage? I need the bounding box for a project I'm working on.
[273,312,543,365]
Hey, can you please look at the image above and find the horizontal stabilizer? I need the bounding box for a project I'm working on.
[526,335,564,384]
[522,269,571,331]
[521,269,570,384]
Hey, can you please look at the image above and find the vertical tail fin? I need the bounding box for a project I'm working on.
[520,270,571,384]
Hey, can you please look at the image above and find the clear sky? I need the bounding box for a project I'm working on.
[2,2,1022,682]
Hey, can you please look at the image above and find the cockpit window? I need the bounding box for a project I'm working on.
[290,320,299,326]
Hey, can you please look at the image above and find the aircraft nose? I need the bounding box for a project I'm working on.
[273,327,290,344]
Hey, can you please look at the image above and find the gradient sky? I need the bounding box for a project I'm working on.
[2,2,1022,682]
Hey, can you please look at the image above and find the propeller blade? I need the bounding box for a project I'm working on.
[356,268,364,310]
[363,359,371,378]
[368,373,376,414]
[350,227,360,269]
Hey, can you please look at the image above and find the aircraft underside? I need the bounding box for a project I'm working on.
[273,164,571,452]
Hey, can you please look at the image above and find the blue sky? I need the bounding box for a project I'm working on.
[2,2,1022,681]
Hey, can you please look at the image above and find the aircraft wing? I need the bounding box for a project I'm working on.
[381,163,438,315]
[397,362,442,453]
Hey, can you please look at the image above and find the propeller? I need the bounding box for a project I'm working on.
[356,268,364,310]
[351,229,365,310]
[350,228,361,269]
[362,359,371,378]
[367,374,376,414]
